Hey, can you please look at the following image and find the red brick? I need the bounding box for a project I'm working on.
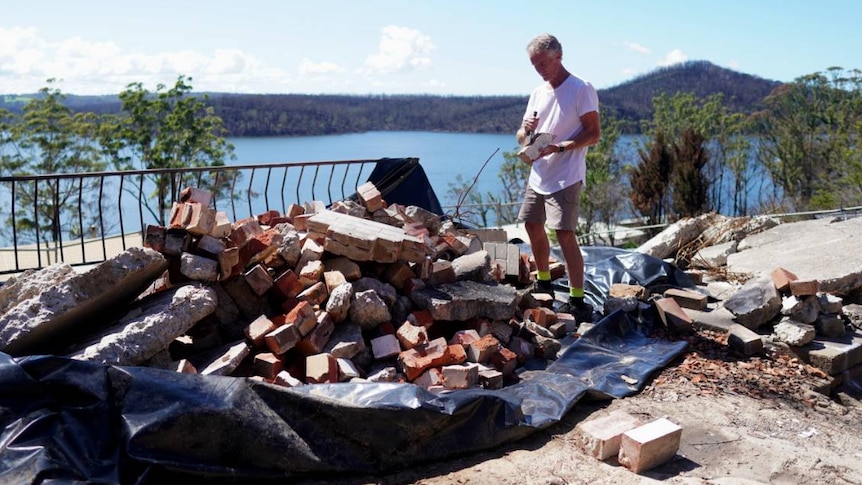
[466,334,501,364]
[264,323,301,355]
[654,297,693,333]
[253,352,283,381]
[398,337,465,381]
[396,321,429,350]
[490,347,518,376]
[294,312,335,356]
[770,267,799,293]
[790,279,820,297]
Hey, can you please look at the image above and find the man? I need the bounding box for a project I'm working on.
[516,33,601,321]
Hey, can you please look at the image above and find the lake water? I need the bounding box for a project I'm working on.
[227,131,773,221]
[227,131,534,209]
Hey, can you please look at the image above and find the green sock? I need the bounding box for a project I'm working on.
[537,270,551,281]
[569,287,584,298]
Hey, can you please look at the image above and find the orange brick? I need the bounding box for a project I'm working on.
[770,267,799,293]
[253,352,283,381]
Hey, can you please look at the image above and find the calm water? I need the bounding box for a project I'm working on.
[227,131,530,208]
[227,131,773,219]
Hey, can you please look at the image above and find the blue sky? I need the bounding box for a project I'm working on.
[1,1,859,96]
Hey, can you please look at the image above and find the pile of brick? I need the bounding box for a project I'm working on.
[0,182,589,393]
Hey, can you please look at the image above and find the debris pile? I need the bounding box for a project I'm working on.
[0,183,590,392]
[632,212,862,410]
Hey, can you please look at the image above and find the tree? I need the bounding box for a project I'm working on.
[99,76,236,225]
[581,115,627,245]
[670,128,709,218]
[0,83,107,257]
[629,130,672,230]
[754,67,862,211]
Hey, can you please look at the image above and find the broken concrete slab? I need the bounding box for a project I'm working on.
[0,247,168,356]
[410,281,517,322]
[636,213,725,260]
[0,263,76,316]
[723,274,781,330]
[726,217,862,296]
[69,284,218,366]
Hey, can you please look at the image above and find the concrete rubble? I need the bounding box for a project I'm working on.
[1,187,861,404]
[635,211,862,393]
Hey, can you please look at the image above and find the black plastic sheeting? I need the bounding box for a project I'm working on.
[362,157,444,216]
[0,248,692,484]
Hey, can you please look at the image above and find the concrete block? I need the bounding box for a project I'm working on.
[618,418,682,474]
[442,363,479,389]
[576,410,643,460]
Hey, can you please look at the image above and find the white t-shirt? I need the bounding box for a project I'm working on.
[524,74,599,195]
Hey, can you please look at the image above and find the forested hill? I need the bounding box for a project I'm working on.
[599,60,783,123]
[1,61,783,136]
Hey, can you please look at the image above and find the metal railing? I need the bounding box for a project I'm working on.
[0,158,389,276]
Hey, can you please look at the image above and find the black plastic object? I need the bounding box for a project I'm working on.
[362,157,444,216]
[0,249,690,483]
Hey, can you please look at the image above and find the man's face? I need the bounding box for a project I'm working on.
[529,50,561,82]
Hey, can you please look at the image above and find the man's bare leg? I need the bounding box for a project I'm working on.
[525,221,550,272]
[555,229,583,290]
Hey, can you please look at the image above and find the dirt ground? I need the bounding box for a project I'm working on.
[295,328,862,485]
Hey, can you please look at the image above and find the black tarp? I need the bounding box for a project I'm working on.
[362,157,444,216]
[0,248,691,484]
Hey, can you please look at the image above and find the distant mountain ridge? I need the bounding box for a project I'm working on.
[599,60,783,125]
[0,61,784,135]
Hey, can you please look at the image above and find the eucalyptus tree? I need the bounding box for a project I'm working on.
[581,115,627,245]
[0,84,107,258]
[631,92,754,219]
[99,76,236,225]
[754,67,862,211]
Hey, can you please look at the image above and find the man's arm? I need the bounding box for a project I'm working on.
[516,111,538,146]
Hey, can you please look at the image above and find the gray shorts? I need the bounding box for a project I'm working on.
[517,182,582,231]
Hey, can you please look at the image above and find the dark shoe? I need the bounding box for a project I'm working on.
[525,279,553,296]
[557,299,594,323]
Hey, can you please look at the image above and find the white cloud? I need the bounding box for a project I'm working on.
[361,25,434,74]
[0,24,441,95]
[727,59,740,70]
[298,58,344,76]
[658,49,687,67]
[0,26,283,94]
[207,49,255,75]
[623,41,650,55]
[0,27,43,58]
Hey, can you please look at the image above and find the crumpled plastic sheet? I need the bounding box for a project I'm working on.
[0,248,690,483]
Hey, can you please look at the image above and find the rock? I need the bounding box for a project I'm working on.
[723,275,781,330]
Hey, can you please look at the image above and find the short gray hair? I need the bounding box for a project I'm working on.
[526,34,562,56]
